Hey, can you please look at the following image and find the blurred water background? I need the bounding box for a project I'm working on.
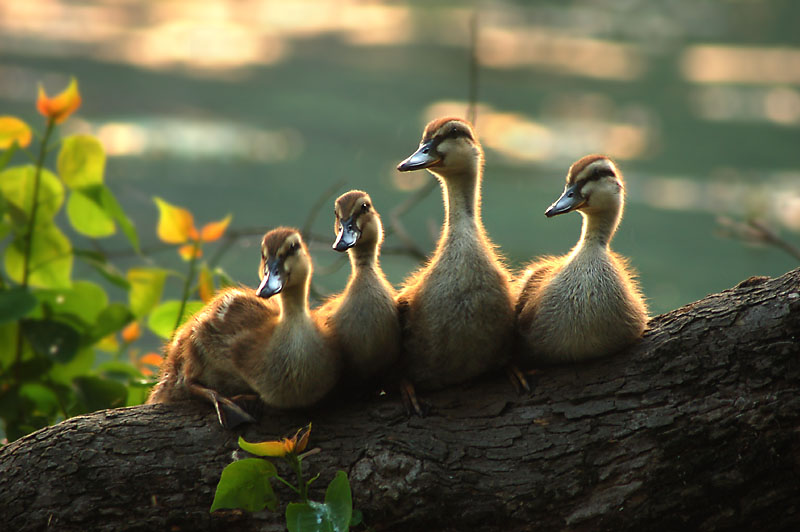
[1,0,798,341]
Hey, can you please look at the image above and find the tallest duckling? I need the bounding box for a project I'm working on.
[516,155,648,363]
[396,117,515,390]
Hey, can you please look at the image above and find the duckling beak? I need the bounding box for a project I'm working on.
[257,257,284,298]
[545,184,585,217]
[397,140,441,171]
[333,216,360,252]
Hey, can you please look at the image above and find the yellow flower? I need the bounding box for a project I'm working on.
[0,116,32,149]
[37,77,81,124]
[239,424,312,457]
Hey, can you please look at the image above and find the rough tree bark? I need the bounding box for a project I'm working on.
[1,268,799,532]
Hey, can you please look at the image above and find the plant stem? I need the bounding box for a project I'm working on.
[172,240,200,336]
[21,119,55,287]
[274,474,302,496]
[293,456,308,503]
[13,118,55,379]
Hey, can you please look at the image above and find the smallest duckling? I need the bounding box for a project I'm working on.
[516,155,648,363]
[316,190,400,386]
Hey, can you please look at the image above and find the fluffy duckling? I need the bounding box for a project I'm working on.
[231,227,340,408]
[516,155,648,363]
[147,228,339,426]
[396,117,515,390]
[147,288,278,428]
[316,191,401,385]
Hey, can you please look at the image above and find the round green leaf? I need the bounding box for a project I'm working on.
[0,286,37,324]
[88,303,133,344]
[324,471,353,532]
[67,188,115,237]
[286,502,335,532]
[48,346,94,386]
[22,318,81,363]
[4,224,72,289]
[127,267,168,318]
[19,383,61,416]
[73,375,127,413]
[36,280,108,326]
[0,165,64,227]
[210,458,278,513]
[147,299,203,340]
[57,135,106,189]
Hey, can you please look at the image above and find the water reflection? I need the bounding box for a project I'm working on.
[682,45,800,85]
[67,117,302,162]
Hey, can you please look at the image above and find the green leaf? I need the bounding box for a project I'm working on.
[19,383,60,416]
[4,224,72,289]
[125,381,152,407]
[73,375,128,413]
[67,188,115,238]
[127,267,168,318]
[96,360,145,381]
[0,141,18,171]
[88,303,133,343]
[210,458,278,513]
[325,471,352,532]
[98,185,139,252]
[0,321,19,369]
[74,249,130,290]
[22,318,81,363]
[57,135,105,188]
[36,280,108,327]
[0,165,64,227]
[286,502,335,532]
[349,509,363,528]
[48,346,94,386]
[0,286,37,324]
[147,300,203,340]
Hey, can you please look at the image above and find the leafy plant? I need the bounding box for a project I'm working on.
[0,77,234,443]
[211,424,362,532]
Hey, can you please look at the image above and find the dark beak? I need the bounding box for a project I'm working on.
[257,257,284,298]
[397,140,441,171]
[545,183,585,217]
[332,216,360,252]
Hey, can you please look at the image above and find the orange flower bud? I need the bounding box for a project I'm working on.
[37,77,81,124]
[121,321,141,343]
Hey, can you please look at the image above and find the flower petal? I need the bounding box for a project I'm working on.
[37,77,82,124]
[0,116,32,149]
[238,436,288,457]
[295,423,312,453]
[198,265,214,303]
[154,197,196,244]
[178,244,202,261]
[200,214,232,242]
[121,321,141,343]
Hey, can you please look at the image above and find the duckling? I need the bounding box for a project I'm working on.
[395,117,515,391]
[146,287,278,428]
[315,190,401,385]
[147,228,339,426]
[516,155,648,363]
[230,227,340,408]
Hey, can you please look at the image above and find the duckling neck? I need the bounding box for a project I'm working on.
[439,169,482,241]
[278,282,311,319]
[348,245,378,270]
[576,208,622,250]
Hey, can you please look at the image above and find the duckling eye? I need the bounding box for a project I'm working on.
[289,242,298,252]
[361,202,370,212]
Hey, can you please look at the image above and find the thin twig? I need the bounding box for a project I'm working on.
[717,216,800,262]
[301,178,346,241]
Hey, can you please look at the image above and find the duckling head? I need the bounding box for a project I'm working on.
[332,190,383,252]
[545,155,624,218]
[397,117,483,181]
[257,227,311,298]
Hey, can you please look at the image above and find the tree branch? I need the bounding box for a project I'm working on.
[2,268,799,532]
